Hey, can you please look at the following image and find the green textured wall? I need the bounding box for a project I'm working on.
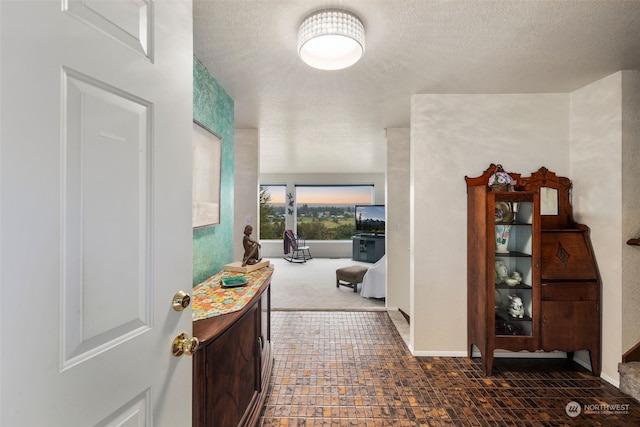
[193,57,235,285]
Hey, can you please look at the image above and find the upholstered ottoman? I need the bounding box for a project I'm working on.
[336,265,369,293]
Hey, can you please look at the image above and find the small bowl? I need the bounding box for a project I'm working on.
[504,278,519,286]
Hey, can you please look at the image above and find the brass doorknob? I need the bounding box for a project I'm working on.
[172,290,191,311]
[172,333,199,357]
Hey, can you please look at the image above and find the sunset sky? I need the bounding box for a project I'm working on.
[265,185,373,205]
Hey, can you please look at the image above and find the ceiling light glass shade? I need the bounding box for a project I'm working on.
[298,9,365,70]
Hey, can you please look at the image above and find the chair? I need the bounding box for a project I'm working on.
[283,229,312,263]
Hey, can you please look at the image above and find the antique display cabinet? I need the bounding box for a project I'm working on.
[466,165,601,376]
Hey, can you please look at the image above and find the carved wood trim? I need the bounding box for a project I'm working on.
[519,167,575,230]
[465,163,522,190]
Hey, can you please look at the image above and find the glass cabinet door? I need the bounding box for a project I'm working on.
[493,198,533,337]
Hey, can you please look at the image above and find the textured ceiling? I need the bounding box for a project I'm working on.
[193,1,640,174]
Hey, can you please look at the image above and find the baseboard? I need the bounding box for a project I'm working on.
[569,358,619,387]
[411,352,580,361]
[408,349,620,387]
[470,349,568,359]
[408,350,575,361]
[600,371,619,388]
[411,350,468,357]
[398,308,410,324]
[413,349,571,358]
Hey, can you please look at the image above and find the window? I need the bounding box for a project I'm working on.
[295,185,373,240]
[260,185,286,239]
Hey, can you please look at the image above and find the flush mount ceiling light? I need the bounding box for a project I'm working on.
[297,9,365,70]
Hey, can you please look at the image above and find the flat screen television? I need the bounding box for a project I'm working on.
[355,205,385,235]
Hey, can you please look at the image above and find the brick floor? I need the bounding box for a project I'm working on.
[259,311,640,426]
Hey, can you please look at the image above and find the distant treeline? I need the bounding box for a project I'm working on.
[261,204,357,240]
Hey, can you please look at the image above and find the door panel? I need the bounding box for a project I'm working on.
[541,301,599,351]
[206,305,259,427]
[1,1,194,426]
[62,69,152,366]
[64,0,153,59]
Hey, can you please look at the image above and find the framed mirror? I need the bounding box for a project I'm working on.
[192,121,221,228]
[540,187,558,216]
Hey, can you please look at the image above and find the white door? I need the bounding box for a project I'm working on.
[1,1,194,426]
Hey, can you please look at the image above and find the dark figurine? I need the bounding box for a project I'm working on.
[242,225,262,266]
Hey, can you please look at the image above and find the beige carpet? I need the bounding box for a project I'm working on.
[268,257,385,311]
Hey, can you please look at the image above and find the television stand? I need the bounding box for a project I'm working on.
[352,235,385,263]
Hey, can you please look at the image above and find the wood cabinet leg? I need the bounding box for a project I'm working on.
[589,348,601,376]
[484,352,494,376]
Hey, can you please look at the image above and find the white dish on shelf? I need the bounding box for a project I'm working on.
[494,201,513,223]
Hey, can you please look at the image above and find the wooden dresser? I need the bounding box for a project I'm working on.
[192,268,273,427]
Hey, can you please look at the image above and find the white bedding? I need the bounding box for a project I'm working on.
[360,255,386,298]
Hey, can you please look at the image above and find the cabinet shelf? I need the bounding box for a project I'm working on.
[495,251,531,257]
[495,283,531,290]
[495,319,530,336]
[495,311,532,322]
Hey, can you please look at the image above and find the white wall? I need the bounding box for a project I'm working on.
[234,129,260,261]
[621,71,640,357]
[259,172,385,258]
[570,73,621,382]
[386,128,411,315]
[570,70,640,384]
[410,93,570,355]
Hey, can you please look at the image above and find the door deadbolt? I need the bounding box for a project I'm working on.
[172,333,199,357]
[172,290,191,311]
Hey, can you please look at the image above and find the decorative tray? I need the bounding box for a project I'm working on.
[221,276,248,288]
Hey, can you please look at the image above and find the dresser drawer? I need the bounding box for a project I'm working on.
[541,282,599,301]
